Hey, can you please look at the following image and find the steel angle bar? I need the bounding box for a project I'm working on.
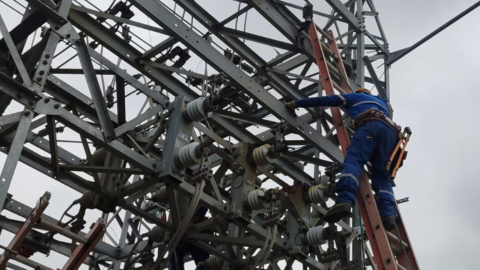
[0,110,33,211]
[46,116,60,175]
[130,0,343,163]
[87,47,169,106]
[114,105,163,137]
[0,72,41,110]
[213,110,276,128]
[49,68,115,75]
[194,122,232,151]
[364,30,386,52]
[0,13,32,87]
[45,75,119,124]
[116,76,126,125]
[266,51,297,67]
[0,143,88,193]
[218,5,252,27]
[325,0,359,30]
[71,5,168,34]
[59,165,144,174]
[364,56,387,99]
[48,105,157,173]
[0,112,22,127]
[25,0,68,26]
[266,67,320,84]
[281,152,332,167]
[0,9,46,52]
[140,59,209,80]
[141,36,176,59]
[219,27,299,52]
[74,38,116,141]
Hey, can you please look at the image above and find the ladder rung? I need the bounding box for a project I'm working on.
[326,61,341,77]
[396,263,408,270]
[332,80,346,94]
[386,231,410,249]
[315,24,333,42]
[320,42,335,57]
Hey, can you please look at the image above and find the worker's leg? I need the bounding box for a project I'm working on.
[188,243,210,270]
[370,122,398,229]
[335,124,377,204]
[325,123,377,222]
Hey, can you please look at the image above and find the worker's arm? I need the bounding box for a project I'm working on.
[295,95,345,108]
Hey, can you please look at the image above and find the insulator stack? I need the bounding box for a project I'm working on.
[152,186,169,203]
[308,184,327,203]
[253,144,276,166]
[205,255,223,270]
[247,189,268,211]
[77,191,97,209]
[185,97,212,122]
[92,148,107,166]
[178,142,201,167]
[306,226,326,246]
[294,161,304,171]
[147,226,165,243]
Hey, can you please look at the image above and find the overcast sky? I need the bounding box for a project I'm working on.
[1,0,479,269]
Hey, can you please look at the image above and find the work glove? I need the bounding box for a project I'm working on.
[285,101,297,116]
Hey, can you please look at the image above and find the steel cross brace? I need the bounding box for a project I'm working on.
[67,7,315,185]
[129,0,343,163]
[0,192,51,269]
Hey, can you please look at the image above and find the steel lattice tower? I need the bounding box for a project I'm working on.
[3,0,468,269]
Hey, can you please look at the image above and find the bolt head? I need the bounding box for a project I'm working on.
[45,54,51,59]
[44,98,50,103]
[54,104,60,109]
[24,111,30,116]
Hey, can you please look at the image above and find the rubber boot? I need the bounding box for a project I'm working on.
[324,203,351,223]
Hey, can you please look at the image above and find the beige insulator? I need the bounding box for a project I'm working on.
[205,256,223,270]
[92,148,107,166]
[147,226,165,243]
[306,226,326,246]
[77,191,97,209]
[294,161,305,171]
[308,184,327,203]
[177,142,201,167]
[247,189,268,211]
[253,144,276,166]
[185,97,212,122]
[152,186,169,203]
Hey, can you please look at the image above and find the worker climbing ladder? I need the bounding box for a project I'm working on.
[303,5,420,270]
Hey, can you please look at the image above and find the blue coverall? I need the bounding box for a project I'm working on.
[170,207,210,270]
[295,93,398,217]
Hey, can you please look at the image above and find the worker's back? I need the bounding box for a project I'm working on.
[342,93,391,119]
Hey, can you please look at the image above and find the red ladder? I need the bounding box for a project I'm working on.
[307,19,420,270]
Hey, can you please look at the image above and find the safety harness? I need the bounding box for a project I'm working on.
[354,108,401,137]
